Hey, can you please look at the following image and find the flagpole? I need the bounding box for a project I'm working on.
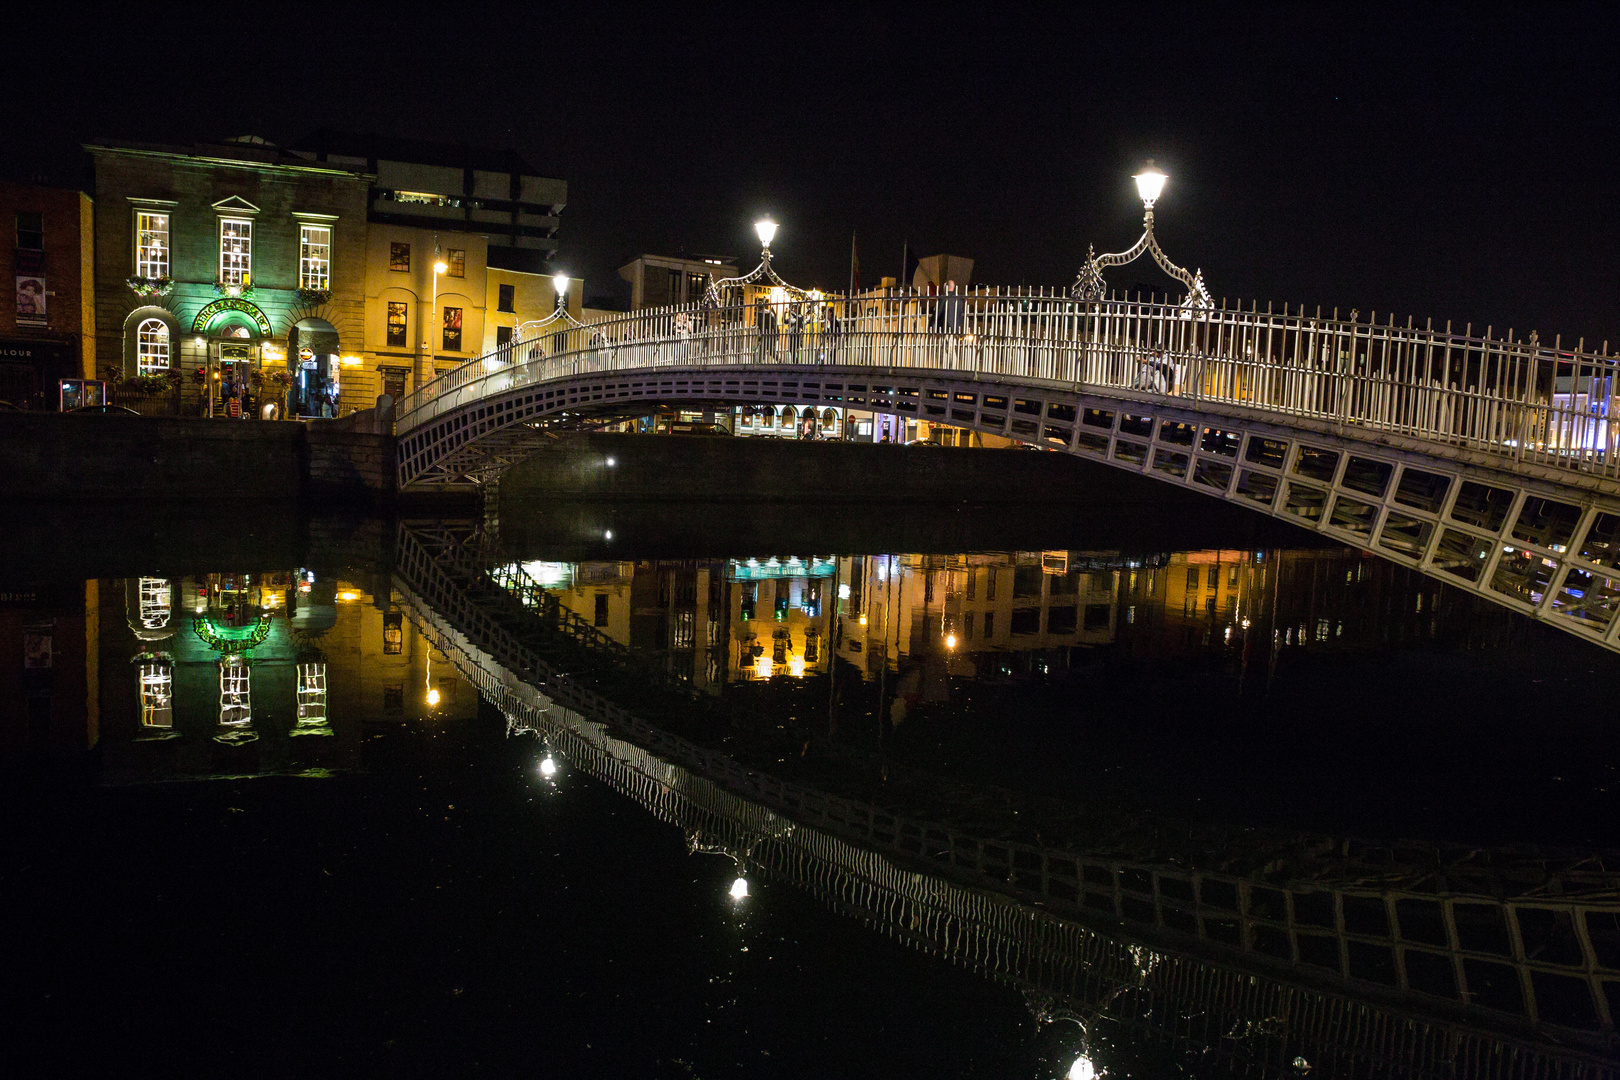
[848,231,856,296]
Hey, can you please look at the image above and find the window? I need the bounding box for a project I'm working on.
[442,306,462,351]
[390,242,410,272]
[496,325,513,346]
[135,212,169,277]
[299,225,331,290]
[136,318,170,375]
[296,662,328,728]
[984,611,995,637]
[594,593,609,627]
[497,283,515,312]
[446,249,465,278]
[386,301,408,347]
[218,218,252,286]
[219,657,251,726]
[16,211,43,250]
[138,660,173,729]
[986,567,997,601]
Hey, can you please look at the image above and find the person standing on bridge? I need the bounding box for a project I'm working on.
[936,280,965,335]
[756,293,779,360]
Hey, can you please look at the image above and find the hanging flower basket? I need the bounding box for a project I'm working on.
[120,373,176,395]
[126,275,173,298]
[294,288,331,306]
[255,369,293,392]
[214,280,256,299]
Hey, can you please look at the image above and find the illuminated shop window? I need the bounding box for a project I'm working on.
[218,218,252,286]
[299,225,331,290]
[136,319,170,375]
[138,577,172,628]
[135,211,169,277]
[138,661,173,728]
[219,657,251,725]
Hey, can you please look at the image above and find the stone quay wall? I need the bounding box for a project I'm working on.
[500,432,1141,503]
[0,413,395,504]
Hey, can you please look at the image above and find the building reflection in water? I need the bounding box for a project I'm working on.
[90,571,478,782]
[513,545,1545,710]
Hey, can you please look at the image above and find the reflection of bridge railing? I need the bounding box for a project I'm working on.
[392,522,1619,1073]
[399,290,1620,484]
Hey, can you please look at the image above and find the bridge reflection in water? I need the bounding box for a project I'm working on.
[393,521,1620,1080]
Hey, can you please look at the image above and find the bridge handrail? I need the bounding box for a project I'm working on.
[398,289,1620,481]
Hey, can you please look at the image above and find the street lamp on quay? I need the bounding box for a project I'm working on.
[552,272,569,314]
[421,255,448,389]
[1073,160,1211,309]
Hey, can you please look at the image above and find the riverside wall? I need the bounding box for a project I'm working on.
[0,413,395,504]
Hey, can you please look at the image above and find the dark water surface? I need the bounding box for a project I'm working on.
[2,492,1617,1078]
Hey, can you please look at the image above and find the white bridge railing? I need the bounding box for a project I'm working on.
[398,288,1620,483]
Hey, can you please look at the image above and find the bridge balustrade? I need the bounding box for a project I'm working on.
[399,288,1620,484]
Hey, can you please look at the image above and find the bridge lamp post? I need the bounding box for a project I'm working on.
[1073,160,1211,308]
[552,272,569,314]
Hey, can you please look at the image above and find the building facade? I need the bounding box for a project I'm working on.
[87,133,570,417]
[86,137,371,418]
[0,181,95,408]
[287,131,568,395]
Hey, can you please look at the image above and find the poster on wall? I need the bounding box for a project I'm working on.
[16,276,46,326]
[442,306,462,351]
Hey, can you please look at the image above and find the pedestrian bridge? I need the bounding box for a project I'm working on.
[395,289,1620,654]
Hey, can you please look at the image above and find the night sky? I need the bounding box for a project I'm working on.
[16,5,1620,344]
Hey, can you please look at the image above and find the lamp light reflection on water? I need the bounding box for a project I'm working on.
[729,876,749,901]
[539,754,558,778]
[426,688,441,708]
[1067,1055,1097,1080]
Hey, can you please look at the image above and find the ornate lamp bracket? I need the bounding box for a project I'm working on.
[514,306,591,341]
[704,237,809,307]
[1072,206,1213,310]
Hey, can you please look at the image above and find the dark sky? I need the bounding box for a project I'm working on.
[16,3,1620,344]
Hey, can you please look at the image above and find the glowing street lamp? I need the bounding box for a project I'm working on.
[552,272,569,313]
[1133,161,1167,209]
[754,218,778,251]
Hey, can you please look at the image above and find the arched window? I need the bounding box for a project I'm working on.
[782,406,798,430]
[136,318,170,375]
[822,408,838,434]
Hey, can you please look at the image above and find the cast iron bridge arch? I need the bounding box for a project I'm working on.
[395,291,1620,655]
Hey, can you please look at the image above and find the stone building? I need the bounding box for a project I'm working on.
[85,136,371,417]
[0,181,95,408]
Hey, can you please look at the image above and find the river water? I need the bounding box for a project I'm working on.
[3,489,1616,1078]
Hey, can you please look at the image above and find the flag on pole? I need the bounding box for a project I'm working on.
[849,232,860,294]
